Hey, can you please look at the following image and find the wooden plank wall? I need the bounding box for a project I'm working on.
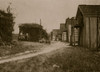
[85,17,90,48]
[98,18,100,48]
[84,17,97,49]
[90,17,97,49]
[68,25,71,42]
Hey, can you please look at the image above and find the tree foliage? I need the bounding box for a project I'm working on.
[19,23,49,41]
[0,10,14,43]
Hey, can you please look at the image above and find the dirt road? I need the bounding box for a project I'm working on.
[0,41,70,64]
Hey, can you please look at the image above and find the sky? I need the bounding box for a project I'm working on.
[0,0,100,34]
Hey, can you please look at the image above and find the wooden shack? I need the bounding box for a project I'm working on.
[51,29,61,41]
[65,18,72,42]
[76,5,100,50]
[60,23,67,41]
[70,17,79,46]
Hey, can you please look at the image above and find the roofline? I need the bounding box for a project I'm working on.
[76,5,84,19]
[76,5,100,18]
[60,23,65,25]
[78,6,84,16]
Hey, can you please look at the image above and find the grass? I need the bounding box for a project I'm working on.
[0,41,47,57]
[0,46,100,72]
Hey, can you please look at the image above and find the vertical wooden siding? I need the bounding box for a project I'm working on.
[85,17,90,48]
[84,17,97,49]
[98,18,100,48]
[90,17,97,49]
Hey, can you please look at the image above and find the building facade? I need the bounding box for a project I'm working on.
[76,5,100,50]
[70,17,79,46]
[51,29,61,41]
[60,23,67,41]
[65,18,72,42]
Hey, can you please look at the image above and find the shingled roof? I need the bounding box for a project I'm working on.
[77,5,100,16]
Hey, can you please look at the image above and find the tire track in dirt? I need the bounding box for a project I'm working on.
[0,42,71,64]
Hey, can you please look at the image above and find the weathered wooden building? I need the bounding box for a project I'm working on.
[70,17,79,46]
[51,29,61,41]
[65,18,72,42]
[18,23,48,42]
[60,23,67,41]
[76,5,100,50]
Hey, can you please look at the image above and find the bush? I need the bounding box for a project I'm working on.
[0,10,15,43]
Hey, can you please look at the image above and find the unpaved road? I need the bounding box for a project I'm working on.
[0,41,70,64]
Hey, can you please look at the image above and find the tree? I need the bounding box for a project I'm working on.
[18,23,49,41]
[0,10,15,43]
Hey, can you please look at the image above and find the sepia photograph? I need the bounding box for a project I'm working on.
[0,0,100,72]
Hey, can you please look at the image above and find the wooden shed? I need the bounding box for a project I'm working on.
[70,18,79,46]
[76,5,100,50]
[65,18,72,42]
[51,29,61,41]
[60,23,67,41]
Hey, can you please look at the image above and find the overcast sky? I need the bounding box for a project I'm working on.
[0,0,99,33]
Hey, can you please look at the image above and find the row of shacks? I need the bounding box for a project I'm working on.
[51,5,100,50]
[18,23,48,42]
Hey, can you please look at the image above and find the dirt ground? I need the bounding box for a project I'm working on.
[0,41,48,57]
[0,42,100,72]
